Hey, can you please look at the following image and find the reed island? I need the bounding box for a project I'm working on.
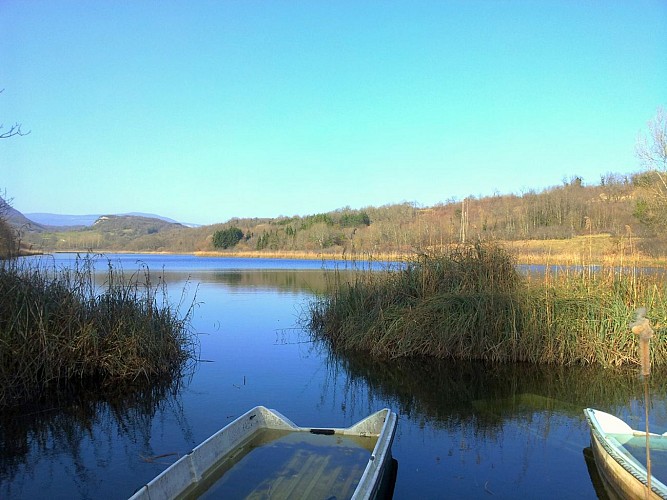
[308,242,667,368]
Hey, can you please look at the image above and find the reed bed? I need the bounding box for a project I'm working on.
[0,256,197,408]
[193,249,409,262]
[308,242,667,367]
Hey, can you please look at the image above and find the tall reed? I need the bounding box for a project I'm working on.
[308,243,667,367]
[0,255,198,408]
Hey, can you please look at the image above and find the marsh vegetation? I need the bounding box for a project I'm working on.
[0,256,197,408]
[308,243,667,367]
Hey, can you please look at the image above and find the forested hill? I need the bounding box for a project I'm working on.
[11,171,667,258]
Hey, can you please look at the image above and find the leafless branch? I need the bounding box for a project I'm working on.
[0,123,30,139]
[0,89,30,139]
[636,107,667,172]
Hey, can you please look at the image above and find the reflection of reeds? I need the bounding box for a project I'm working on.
[323,351,659,433]
[308,243,667,367]
[0,376,187,493]
[0,255,198,408]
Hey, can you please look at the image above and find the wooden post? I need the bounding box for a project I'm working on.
[631,307,654,498]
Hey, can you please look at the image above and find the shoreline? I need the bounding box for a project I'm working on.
[20,240,667,268]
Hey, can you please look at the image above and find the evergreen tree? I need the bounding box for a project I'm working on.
[213,227,244,249]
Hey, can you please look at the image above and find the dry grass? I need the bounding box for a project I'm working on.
[40,231,667,269]
[194,249,408,262]
[196,234,667,268]
[506,234,666,267]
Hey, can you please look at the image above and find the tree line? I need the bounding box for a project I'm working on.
[200,170,658,255]
[4,169,665,258]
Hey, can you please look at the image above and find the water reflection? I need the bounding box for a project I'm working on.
[193,269,347,294]
[582,446,612,499]
[0,379,189,499]
[20,253,358,295]
[322,352,667,498]
[327,353,661,423]
[5,254,666,499]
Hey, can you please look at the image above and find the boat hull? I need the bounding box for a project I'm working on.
[129,406,397,500]
[584,408,667,500]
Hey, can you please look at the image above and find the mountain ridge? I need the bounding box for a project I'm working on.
[24,212,200,228]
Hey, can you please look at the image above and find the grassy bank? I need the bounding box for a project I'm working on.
[197,235,667,268]
[0,256,197,408]
[307,243,667,367]
[44,232,667,269]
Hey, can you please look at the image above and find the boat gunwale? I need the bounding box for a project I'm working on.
[353,407,398,499]
[584,408,667,500]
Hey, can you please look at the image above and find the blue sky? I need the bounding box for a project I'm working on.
[2,1,666,225]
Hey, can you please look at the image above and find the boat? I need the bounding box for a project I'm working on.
[584,408,667,499]
[129,406,398,500]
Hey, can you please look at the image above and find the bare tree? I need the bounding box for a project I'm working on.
[634,107,667,230]
[0,89,29,257]
[0,89,30,139]
[637,107,667,172]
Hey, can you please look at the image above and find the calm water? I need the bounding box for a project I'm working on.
[2,253,666,499]
[189,429,375,499]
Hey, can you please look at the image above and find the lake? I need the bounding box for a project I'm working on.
[1,253,664,499]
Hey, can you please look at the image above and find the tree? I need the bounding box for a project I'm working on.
[634,107,667,230]
[0,89,28,257]
[339,211,370,228]
[0,195,17,259]
[637,107,667,172]
[212,226,244,249]
[0,89,30,139]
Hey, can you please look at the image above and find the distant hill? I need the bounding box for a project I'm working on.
[24,213,99,227]
[91,214,185,233]
[4,204,46,231]
[124,213,201,228]
[124,212,181,224]
[25,212,193,227]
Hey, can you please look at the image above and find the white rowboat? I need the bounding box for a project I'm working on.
[129,406,397,500]
[584,408,667,499]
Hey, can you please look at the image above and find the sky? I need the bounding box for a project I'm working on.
[1,1,666,226]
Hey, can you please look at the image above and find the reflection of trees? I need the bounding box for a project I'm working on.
[180,269,355,294]
[324,351,667,432]
[37,255,379,296]
[0,377,189,499]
